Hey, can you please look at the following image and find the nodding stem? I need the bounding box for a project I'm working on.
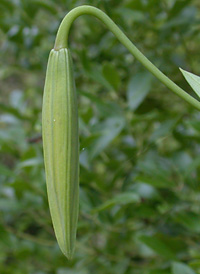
[54,5,200,111]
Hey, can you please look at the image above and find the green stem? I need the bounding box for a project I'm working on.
[54,5,200,111]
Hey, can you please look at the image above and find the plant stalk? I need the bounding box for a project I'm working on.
[54,5,200,111]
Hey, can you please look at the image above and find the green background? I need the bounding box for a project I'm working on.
[1,0,200,273]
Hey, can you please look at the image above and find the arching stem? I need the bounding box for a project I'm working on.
[54,5,200,111]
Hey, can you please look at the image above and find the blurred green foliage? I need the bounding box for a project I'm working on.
[1,0,200,273]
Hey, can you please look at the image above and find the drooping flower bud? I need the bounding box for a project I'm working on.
[42,48,79,259]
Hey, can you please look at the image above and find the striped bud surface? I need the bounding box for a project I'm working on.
[42,48,79,259]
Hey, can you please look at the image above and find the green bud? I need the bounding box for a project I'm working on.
[42,48,79,259]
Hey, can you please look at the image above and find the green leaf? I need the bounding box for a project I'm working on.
[172,262,196,274]
[17,158,43,169]
[127,72,152,110]
[31,0,58,14]
[0,224,10,245]
[136,175,176,188]
[174,212,200,233]
[89,116,125,159]
[180,68,200,98]
[92,192,140,213]
[150,119,178,142]
[116,7,146,24]
[102,62,120,90]
[139,235,176,259]
[136,152,176,188]
[0,164,14,177]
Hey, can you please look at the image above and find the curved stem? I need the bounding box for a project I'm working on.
[54,5,200,111]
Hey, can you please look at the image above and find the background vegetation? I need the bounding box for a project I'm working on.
[1,0,200,273]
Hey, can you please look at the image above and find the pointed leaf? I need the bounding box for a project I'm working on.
[139,235,176,259]
[127,72,152,110]
[180,68,200,98]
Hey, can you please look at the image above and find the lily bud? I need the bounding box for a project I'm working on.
[42,48,79,259]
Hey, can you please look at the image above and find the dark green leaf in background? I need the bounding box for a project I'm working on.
[102,62,121,90]
[127,72,152,110]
